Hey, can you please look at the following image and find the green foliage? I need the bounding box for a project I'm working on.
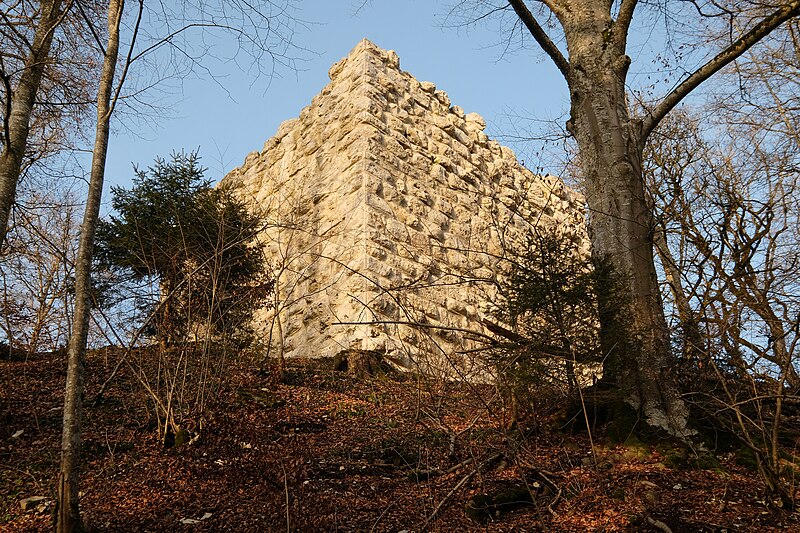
[95,151,271,347]
[491,228,600,396]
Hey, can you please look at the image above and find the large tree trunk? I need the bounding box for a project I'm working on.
[505,0,800,440]
[0,0,63,246]
[560,5,690,436]
[56,0,123,530]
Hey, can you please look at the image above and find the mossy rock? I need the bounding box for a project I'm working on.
[735,446,760,471]
[615,435,650,462]
[694,453,723,471]
[237,389,287,408]
[663,446,689,469]
[662,446,723,471]
[465,484,532,524]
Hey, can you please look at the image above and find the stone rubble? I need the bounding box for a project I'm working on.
[222,39,588,376]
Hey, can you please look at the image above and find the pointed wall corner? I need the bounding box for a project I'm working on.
[224,40,589,375]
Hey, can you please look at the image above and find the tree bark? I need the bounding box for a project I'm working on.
[0,0,64,246]
[56,0,123,530]
[549,2,690,435]
[505,0,798,438]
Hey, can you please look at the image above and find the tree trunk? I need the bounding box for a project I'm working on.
[561,6,690,437]
[0,0,63,246]
[504,0,800,440]
[56,1,123,530]
[653,228,705,366]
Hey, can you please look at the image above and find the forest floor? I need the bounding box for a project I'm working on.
[1,349,799,532]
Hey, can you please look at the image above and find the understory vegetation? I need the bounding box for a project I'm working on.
[1,2,799,530]
[2,351,799,531]
[2,180,800,530]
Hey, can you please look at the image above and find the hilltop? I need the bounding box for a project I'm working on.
[1,349,795,532]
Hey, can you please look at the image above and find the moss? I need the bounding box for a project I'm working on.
[661,445,721,471]
[620,445,650,462]
[735,447,760,471]
[173,428,190,448]
[694,453,722,471]
[663,447,689,469]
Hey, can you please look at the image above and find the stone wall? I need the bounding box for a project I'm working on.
[221,39,588,376]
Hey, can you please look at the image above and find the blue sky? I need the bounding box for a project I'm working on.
[104,1,568,190]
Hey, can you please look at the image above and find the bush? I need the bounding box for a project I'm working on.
[95,151,272,442]
[489,228,601,420]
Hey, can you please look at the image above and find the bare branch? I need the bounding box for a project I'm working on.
[507,0,571,84]
[107,0,143,119]
[642,1,800,139]
[614,0,638,50]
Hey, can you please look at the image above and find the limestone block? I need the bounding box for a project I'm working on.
[420,81,436,93]
[434,90,450,107]
[220,39,589,372]
[465,112,486,131]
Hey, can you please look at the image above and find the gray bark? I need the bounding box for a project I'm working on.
[0,0,64,246]
[507,0,800,437]
[56,0,123,530]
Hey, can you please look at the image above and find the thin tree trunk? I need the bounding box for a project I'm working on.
[653,228,704,364]
[56,0,123,530]
[0,0,64,246]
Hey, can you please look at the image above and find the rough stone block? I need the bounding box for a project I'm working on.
[221,39,588,375]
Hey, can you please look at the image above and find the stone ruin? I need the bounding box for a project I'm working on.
[221,39,588,377]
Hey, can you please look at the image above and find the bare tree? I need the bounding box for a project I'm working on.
[0,186,79,354]
[0,0,66,245]
[452,0,800,436]
[0,0,97,247]
[644,22,799,497]
[55,1,304,529]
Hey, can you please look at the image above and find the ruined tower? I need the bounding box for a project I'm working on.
[221,39,587,375]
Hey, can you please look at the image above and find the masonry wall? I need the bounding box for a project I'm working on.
[221,39,588,375]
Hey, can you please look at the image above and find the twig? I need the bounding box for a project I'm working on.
[421,452,502,531]
[411,456,476,482]
[0,465,43,491]
[645,512,673,533]
[281,462,290,533]
[574,348,597,466]
[547,486,562,516]
[444,457,475,475]
[370,501,396,532]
